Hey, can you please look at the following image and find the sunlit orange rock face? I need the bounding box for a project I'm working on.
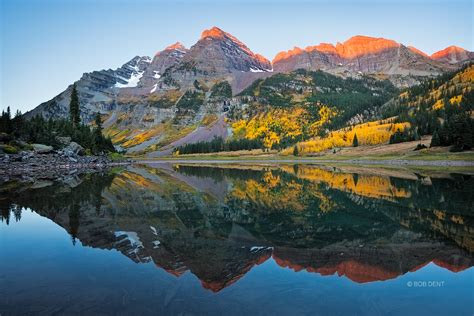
[306,43,338,54]
[272,35,399,64]
[431,45,473,64]
[164,42,186,51]
[200,26,227,40]
[335,35,400,59]
[271,251,399,283]
[200,252,272,292]
[272,247,473,285]
[179,26,272,75]
[273,47,305,63]
[272,35,455,76]
[408,46,429,58]
[432,259,471,273]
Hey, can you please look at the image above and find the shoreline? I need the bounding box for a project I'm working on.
[133,157,474,168]
[2,152,473,185]
[0,151,131,184]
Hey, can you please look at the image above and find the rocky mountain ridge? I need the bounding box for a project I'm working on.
[23,27,473,154]
[26,28,473,124]
[271,35,470,79]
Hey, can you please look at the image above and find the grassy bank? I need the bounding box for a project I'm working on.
[130,140,474,171]
[132,149,474,162]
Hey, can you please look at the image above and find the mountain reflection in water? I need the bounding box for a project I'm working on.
[1,163,472,295]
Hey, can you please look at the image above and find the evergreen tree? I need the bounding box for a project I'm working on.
[293,145,299,156]
[352,133,359,147]
[430,130,441,147]
[69,84,81,127]
[93,112,103,152]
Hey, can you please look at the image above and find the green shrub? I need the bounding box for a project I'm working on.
[1,144,19,154]
[108,152,124,161]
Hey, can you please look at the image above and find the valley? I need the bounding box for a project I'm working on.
[2,3,473,315]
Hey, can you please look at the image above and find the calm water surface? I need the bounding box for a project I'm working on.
[1,163,473,315]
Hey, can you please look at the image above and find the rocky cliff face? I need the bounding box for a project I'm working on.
[24,55,152,122]
[26,30,474,123]
[272,36,457,82]
[187,27,271,74]
[25,27,273,123]
[160,27,272,91]
[137,42,188,91]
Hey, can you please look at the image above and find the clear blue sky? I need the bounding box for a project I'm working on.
[1,0,472,113]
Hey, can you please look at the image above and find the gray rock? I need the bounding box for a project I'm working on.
[63,142,84,156]
[30,180,54,189]
[63,175,81,188]
[55,136,72,146]
[32,143,54,154]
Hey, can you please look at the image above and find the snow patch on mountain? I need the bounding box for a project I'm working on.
[115,71,144,88]
[115,231,144,249]
[250,246,273,252]
[250,67,273,73]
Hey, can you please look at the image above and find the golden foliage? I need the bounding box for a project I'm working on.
[229,171,307,212]
[292,166,411,200]
[201,114,218,127]
[232,105,337,149]
[295,119,410,154]
[106,128,132,145]
[406,65,473,109]
[148,89,181,103]
[121,125,165,148]
[432,99,444,110]
[449,95,463,105]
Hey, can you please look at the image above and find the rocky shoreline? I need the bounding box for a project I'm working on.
[0,150,131,184]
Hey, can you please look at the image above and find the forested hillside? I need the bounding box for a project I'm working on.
[383,64,473,151]
[174,65,473,156]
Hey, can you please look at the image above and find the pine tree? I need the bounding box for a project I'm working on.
[93,112,103,152]
[293,145,299,156]
[352,133,359,147]
[94,112,103,134]
[69,84,81,127]
[430,130,441,147]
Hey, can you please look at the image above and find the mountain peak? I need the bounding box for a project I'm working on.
[431,45,467,58]
[189,26,271,72]
[342,35,390,44]
[273,47,305,64]
[337,35,399,58]
[165,42,186,51]
[306,43,337,54]
[201,26,227,39]
[431,45,472,64]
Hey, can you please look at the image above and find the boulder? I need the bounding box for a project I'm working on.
[55,136,72,146]
[32,143,54,154]
[30,180,54,189]
[63,142,84,156]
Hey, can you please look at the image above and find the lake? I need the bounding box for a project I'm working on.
[1,163,473,315]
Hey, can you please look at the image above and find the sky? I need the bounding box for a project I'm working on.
[0,0,472,113]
